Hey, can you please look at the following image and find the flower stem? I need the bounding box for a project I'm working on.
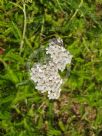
[20,3,27,55]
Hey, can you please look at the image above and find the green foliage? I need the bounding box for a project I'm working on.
[0,0,102,135]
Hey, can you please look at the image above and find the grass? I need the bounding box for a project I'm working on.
[0,0,102,136]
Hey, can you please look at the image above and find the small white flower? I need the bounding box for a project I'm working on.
[48,90,61,99]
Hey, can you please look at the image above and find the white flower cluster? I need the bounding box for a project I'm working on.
[46,39,72,71]
[30,38,72,99]
[30,62,63,99]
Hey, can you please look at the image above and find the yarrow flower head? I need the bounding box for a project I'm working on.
[30,38,72,100]
[46,39,72,71]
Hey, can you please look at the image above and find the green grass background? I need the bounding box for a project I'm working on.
[0,0,102,136]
